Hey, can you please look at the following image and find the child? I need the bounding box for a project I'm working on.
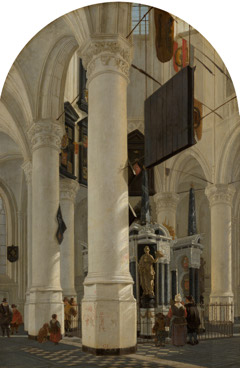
[152,312,167,347]
[49,314,62,345]
[37,323,49,343]
[10,304,23,334]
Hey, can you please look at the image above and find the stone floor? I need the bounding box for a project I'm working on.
[0,331,240,368]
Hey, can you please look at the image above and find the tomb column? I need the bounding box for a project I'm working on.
[154,192,179,237]
[27,120,64,337]
[60,177,79,298]
[22,160,32,332]
[205,184,235,306]
[79,35,136,354]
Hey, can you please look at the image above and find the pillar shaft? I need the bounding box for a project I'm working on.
[60,178,79,297]
[80,35,136,354]
[22,161,32,332]
[205,184,235,304]
[27,120,64,336]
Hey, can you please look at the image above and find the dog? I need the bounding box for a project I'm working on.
[37,323,49,343]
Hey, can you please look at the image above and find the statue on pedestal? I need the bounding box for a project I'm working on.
[138,246,163,298]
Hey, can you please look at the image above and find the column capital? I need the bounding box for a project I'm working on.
[60,177,80,202]
[205,184,236,207]
[27,120,64,152]
[78,35,133,83]
[21,160,32,185]
[154,192,180,211]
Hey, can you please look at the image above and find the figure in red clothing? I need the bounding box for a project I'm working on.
[49,314,62,345]
[11,304,23,334]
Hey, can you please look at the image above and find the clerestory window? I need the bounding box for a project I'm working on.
[132,4,149,35]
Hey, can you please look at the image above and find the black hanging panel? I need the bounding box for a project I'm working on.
[145,66,196,168]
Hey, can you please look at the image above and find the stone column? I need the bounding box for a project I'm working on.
[27,120,64,337]
[154,192,179,237]
[22,160,32,332]
[205,184,235,307]
[171,270,177,300]
[189,267,195,299]
[80,35,136,354]
[164,263,169,305]
[60,177,79,298]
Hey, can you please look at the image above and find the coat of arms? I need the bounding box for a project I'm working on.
[7,245,19,262]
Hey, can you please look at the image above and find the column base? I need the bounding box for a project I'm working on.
[209,293,234,322]
[28,288,64,336]
[82,283,136,353]
[24,292,30,331]
[82,345,137,356]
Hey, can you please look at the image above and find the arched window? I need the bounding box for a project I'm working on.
[0,196,6,275]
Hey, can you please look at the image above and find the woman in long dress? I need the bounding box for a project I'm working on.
[49,314,62,345]
[168,294,187,346]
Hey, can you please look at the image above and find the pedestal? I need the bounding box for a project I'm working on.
[139,308,155,338]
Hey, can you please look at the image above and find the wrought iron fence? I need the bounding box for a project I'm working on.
[68,304,82,338]
[137,303,234,344]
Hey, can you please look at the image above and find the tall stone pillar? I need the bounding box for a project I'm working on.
[22,161,32,331]
[205,184,235,306]
[60,177,79,298]
[27,120,64,337]
[154,192,179,237]
[80,35,136,354]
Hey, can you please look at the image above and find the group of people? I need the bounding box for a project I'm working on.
[37,296,77,345]
[0,298,23,337]
[153,294,200,347]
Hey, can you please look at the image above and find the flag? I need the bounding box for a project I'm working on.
[173,38,194,72]
[154,9,174,63]
[194,98,203,141]
[133,162,142,176]
[56,205,67,245]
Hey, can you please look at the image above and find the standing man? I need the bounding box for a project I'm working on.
[185,295,200,345]
[0,298,13,337]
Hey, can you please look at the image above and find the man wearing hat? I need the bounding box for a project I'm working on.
[0,298,13,337]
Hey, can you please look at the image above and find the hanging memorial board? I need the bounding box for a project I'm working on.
[78,117,88,186]
[144,65,196,169]
[60,102,78,180]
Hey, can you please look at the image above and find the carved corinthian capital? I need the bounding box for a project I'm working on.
[205,184,236,207]
[21,160,32,185]
[154,192,180,212]
[60,178,80,202]
[78,35,133,82]
[28,121,64,152]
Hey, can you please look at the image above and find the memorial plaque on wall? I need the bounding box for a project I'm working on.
[78,117,88,186]
[145,65,196,169]
[60,102,78,179]
[128,130,155,196]
[77,59,88,113]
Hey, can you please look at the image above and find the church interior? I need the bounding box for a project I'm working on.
[0,2,239,354]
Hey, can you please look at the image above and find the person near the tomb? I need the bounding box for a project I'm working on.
[0,298,13,337]
[10,304,23,334]
[185,295,200,345]
[64,297,77,336]
[167,294,187,346]
[49,314,62,345]
[152,312,167,346]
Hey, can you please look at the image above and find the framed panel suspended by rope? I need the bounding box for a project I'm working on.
[144,65,196,169]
